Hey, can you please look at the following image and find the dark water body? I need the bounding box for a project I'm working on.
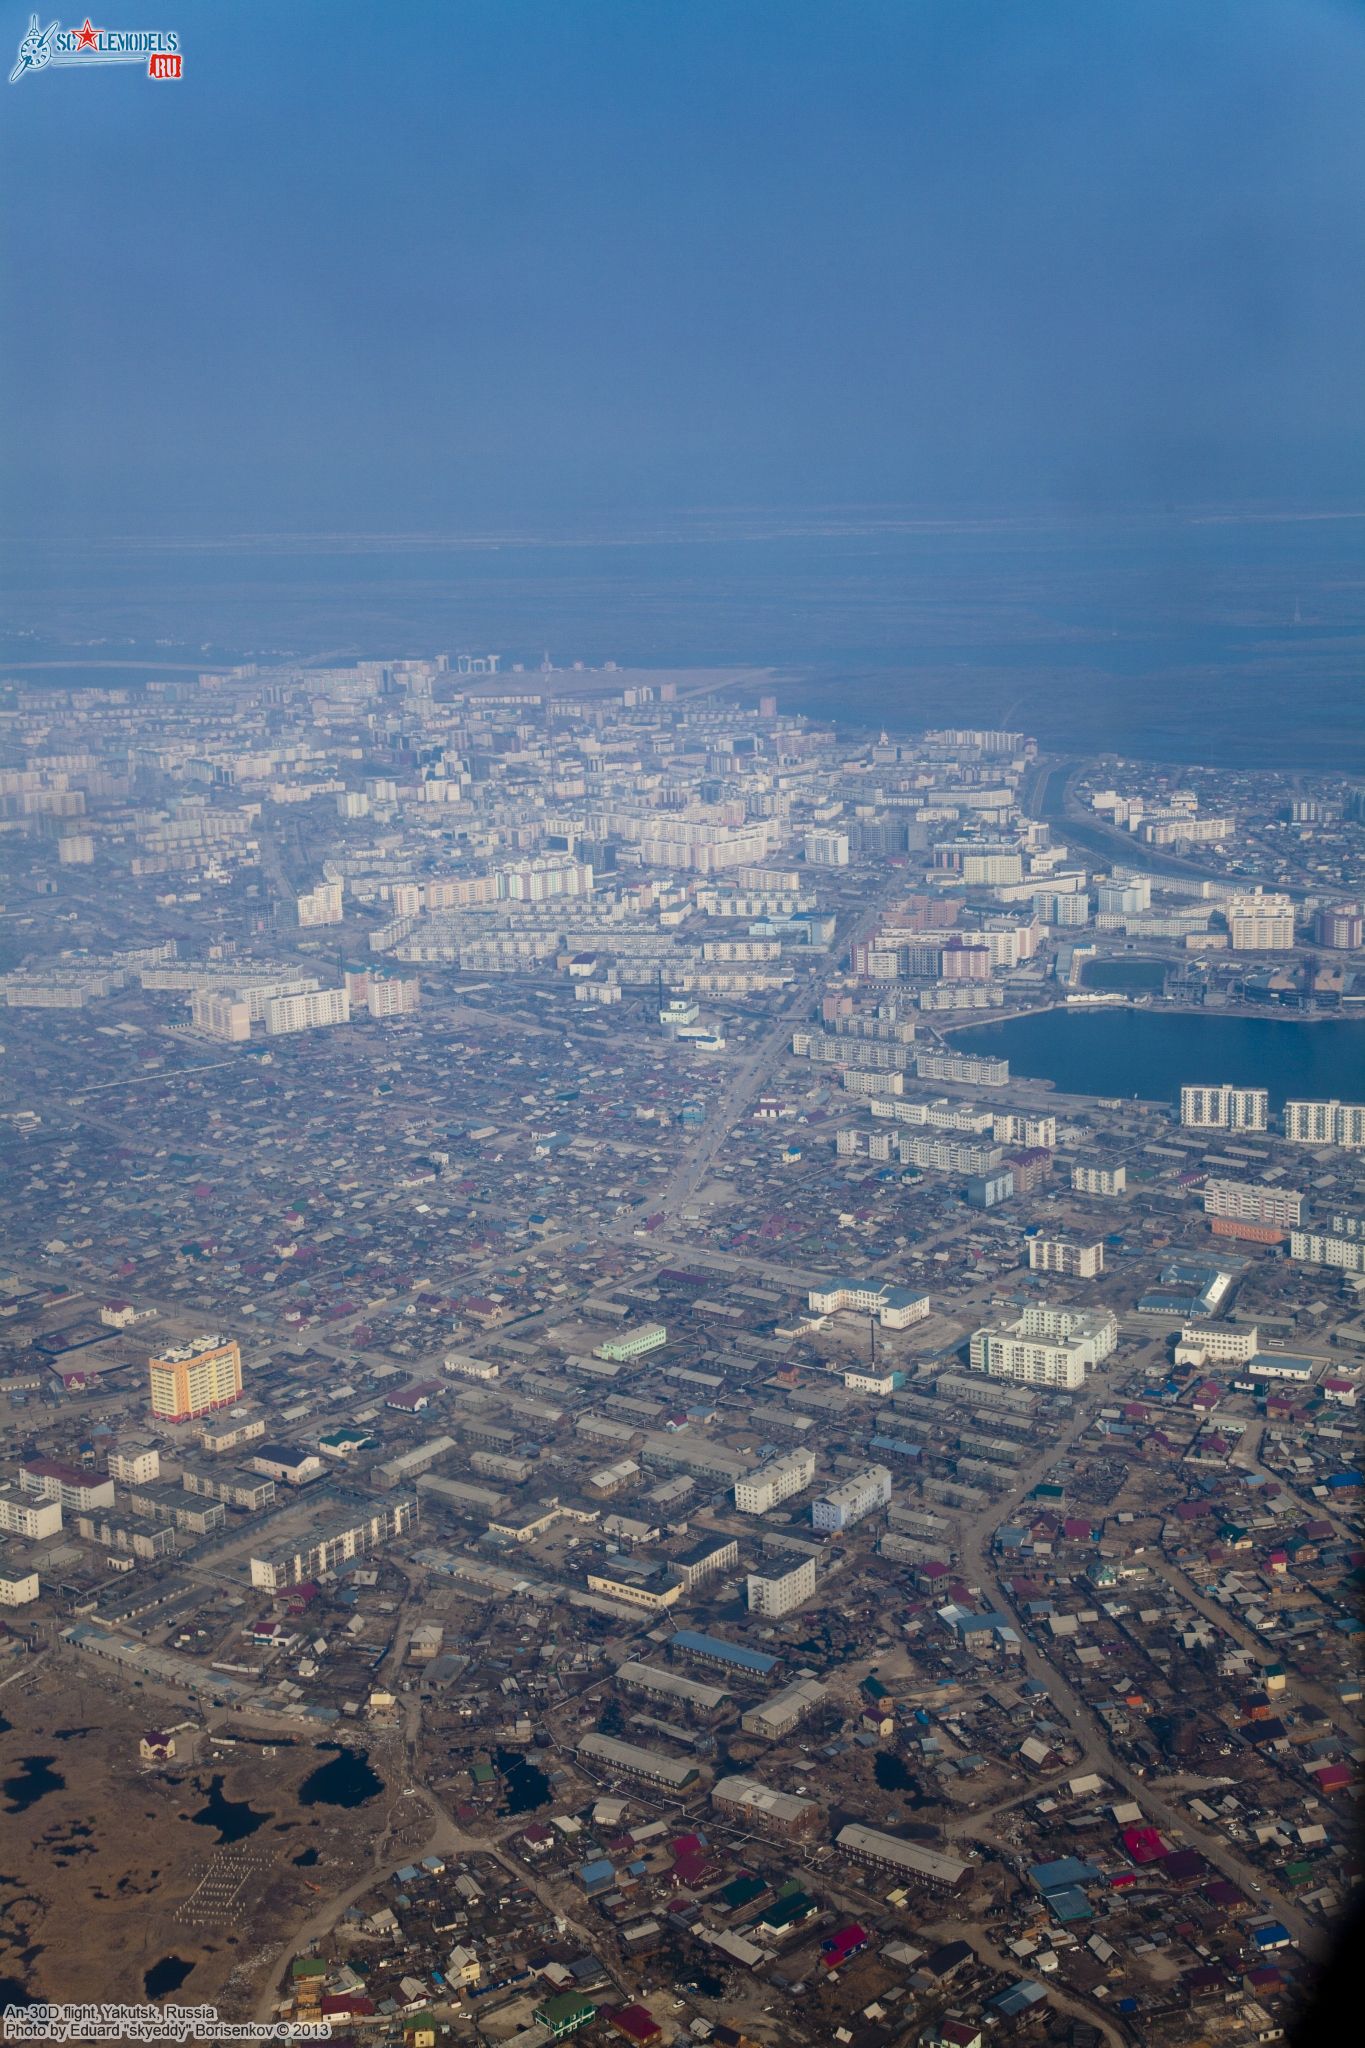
[291,1847,320,1867]
[956,1008,1365,1108]
[495,1747,551,1815]
[144,1958,194,1999]
[3,510,1362,768]
[1080,958,1168,992]
[298,1746,382,1809]
[190,1776,270,1843]
[874,1751,915,1791]
[0,1977,34,2008]
[3,1756,64,1814]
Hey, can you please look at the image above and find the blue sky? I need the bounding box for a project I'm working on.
[3,0,1363,535]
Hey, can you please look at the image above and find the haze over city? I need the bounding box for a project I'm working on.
[0,5,1361,2046]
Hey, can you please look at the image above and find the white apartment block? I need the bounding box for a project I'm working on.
[0,1553,40,1605]
[295,878,344,927]
[994,1111,1058,1150]
[0,1486,63,1541]
[190,988,251,1041]
[734,1447,816,1516]
[365,974,421,1018]
[812,1464,892,1532]
[1071,1160,1126,1195]
[969,1305,1118,1390]
[264,987,351,1035]
[747,1554,817,1617]
[1283,1100,1365,1149]
[1202,1179,1304,1228]
[1174,1323,1258,1366]
[1180,1083,1269,1133]
[1289,1231,1365,1274]
[1227,892,1295,951]
[804,829,850,867]
[1028,1236,1104,1279]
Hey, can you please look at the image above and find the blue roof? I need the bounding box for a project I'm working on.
[670,1629,778,1674]
[1030,1857,1100,1891]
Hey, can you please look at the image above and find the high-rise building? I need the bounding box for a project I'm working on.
[263,987,350,1035]
[1283,1099,1365,1149]
[1314,904,1364,950]
[1180,1083,1269,1132]
[1222,889,1295,951]
[295,878,344,927]
[804,829,850,867]
[190,988,251,1040]
[747,1554,817,1617]
[149,1335,243,1422]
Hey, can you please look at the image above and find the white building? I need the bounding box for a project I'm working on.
[734,1447,816,1516]
[968,1305,1118,1390]
[264,986,351,1035]
[1071,1160,1126,1195]
[0,1551,40,1606]
[747,1553,817,1617]
[804,829,850,867]
[0,1485,63,1541]
[1283,1100,1365,1149]
[1227,891,1295,951]
[812,1464,892,1532]
[295,878,344,927]
[1028,1236,1104,1279]
[1202,1179,1304,1228]
[1174,1323,1259,1366]
[807,1279,930,1329]
[190,988,251,1040]
[1290,1230,1365,1274]
[1180,1083,1269,1133]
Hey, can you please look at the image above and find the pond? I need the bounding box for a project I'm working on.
[1079,957,1167,992]
[190,1776,270,1843]
[496,1747,551,1815]
[3,1756,65,1814]
[144,1958,195,1999]
[298,1746,383,1809]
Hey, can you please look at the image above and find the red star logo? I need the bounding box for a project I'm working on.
[74,18,99,50]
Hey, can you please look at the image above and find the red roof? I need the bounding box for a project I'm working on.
[608,2007,662,2045]
[1122,1825,1169,1864]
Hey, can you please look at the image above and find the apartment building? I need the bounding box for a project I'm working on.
[812,1464,892,1532]
[968,1306,1118,1390]
[734,1447,816,1515]
[1071,1159,1127,1195]
[263,986,351,1035]
[747,1553,817,1618]
[1027,1236,1104,1279]
[1202,1179,1304,1228]
[1180,1083,1269,1132]
[249,1496,418,1591]
[1283,1099,1365,1149]
[148,1335,243,1422]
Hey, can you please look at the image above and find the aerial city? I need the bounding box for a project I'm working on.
[1,5,1360,2048]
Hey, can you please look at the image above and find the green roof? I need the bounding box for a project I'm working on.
[291,1958,327,1979]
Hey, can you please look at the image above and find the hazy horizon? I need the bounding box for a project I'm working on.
[4,0,1364,540]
